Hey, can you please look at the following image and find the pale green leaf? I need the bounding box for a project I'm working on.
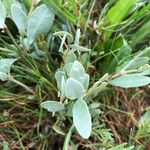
[65,101,74,117]
[73,98,91,139]
[60,76,66,100]
[70,61,89,89]
[70,60,85,79]
[0,59,17,81]
[55,71,66,90]
[136,70,150,76]
[2,141,9,150]
[64,51,77,64]
[81,53,89,65]
[11,4,28,33]
[69,44,91,52]
[63,63,73,76]
[0,72,8,81]
[80,73,90,90]
[0,0,6,28]
[0,59,17,74]
[65,77,85,100]
[118,57,149,71]
[90,103,100,109]
[27,4,54,44]
[75,28,80,45]
[41,101,65,112]
[138,110,150,128]
[120,47,150,71]
[109,75,150,88]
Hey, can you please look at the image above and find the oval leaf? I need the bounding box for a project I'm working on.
[41,101,65,112]
[60,76,66,100]
[64,51,77,64]
[75,28,80,45]
[63,63,73,76]
[0,0,6,28]
[109,74,150,88]
[0,59,17,81]
[73,98,92,139]
[119,57,149,71]
[0,72,8,81]
[11,4,28,33]
[65,77,85,100]
[69,44,91,52]
[27,4,54,44]
[70,61,89,88]
[70,60,85,79]
[0,58,17,81]
[55,71,66,90]
[81,73,90,90]
[0,58,17,74]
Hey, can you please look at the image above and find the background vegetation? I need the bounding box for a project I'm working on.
[0,0,150,149]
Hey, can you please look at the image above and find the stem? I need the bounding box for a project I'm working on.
[83,0,96,37]
[8,75,35,94]
[37,85,43,136]
[63,125,74,150]
[110,69,143,80]
[13,126,25,150]
[8,101,38,114]
[91,48,121,64]
[5,26,22,51]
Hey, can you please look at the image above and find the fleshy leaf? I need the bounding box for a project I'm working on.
[27,4,54,44]
[70,61,89,89]
[81,73,90,90]
[41,101,65,112]
[0,58,17,81]
[70,60,85,79]
[64,51,77,64]
[63,63,73,76]
[55,71,66,90]
[60,76,66,100]
[0,0,6,28]
[109,74,150,88]
[73,98,92,139]
[65,77,85,100]
[69,44,91,52]
[11,4,28,33]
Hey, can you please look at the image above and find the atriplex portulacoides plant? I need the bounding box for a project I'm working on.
[41,29,150,139]
[0,0,150,148]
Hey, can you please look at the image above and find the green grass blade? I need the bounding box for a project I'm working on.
[103,0,135,39]
[42,0,77,25]
[131,19,150,46]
